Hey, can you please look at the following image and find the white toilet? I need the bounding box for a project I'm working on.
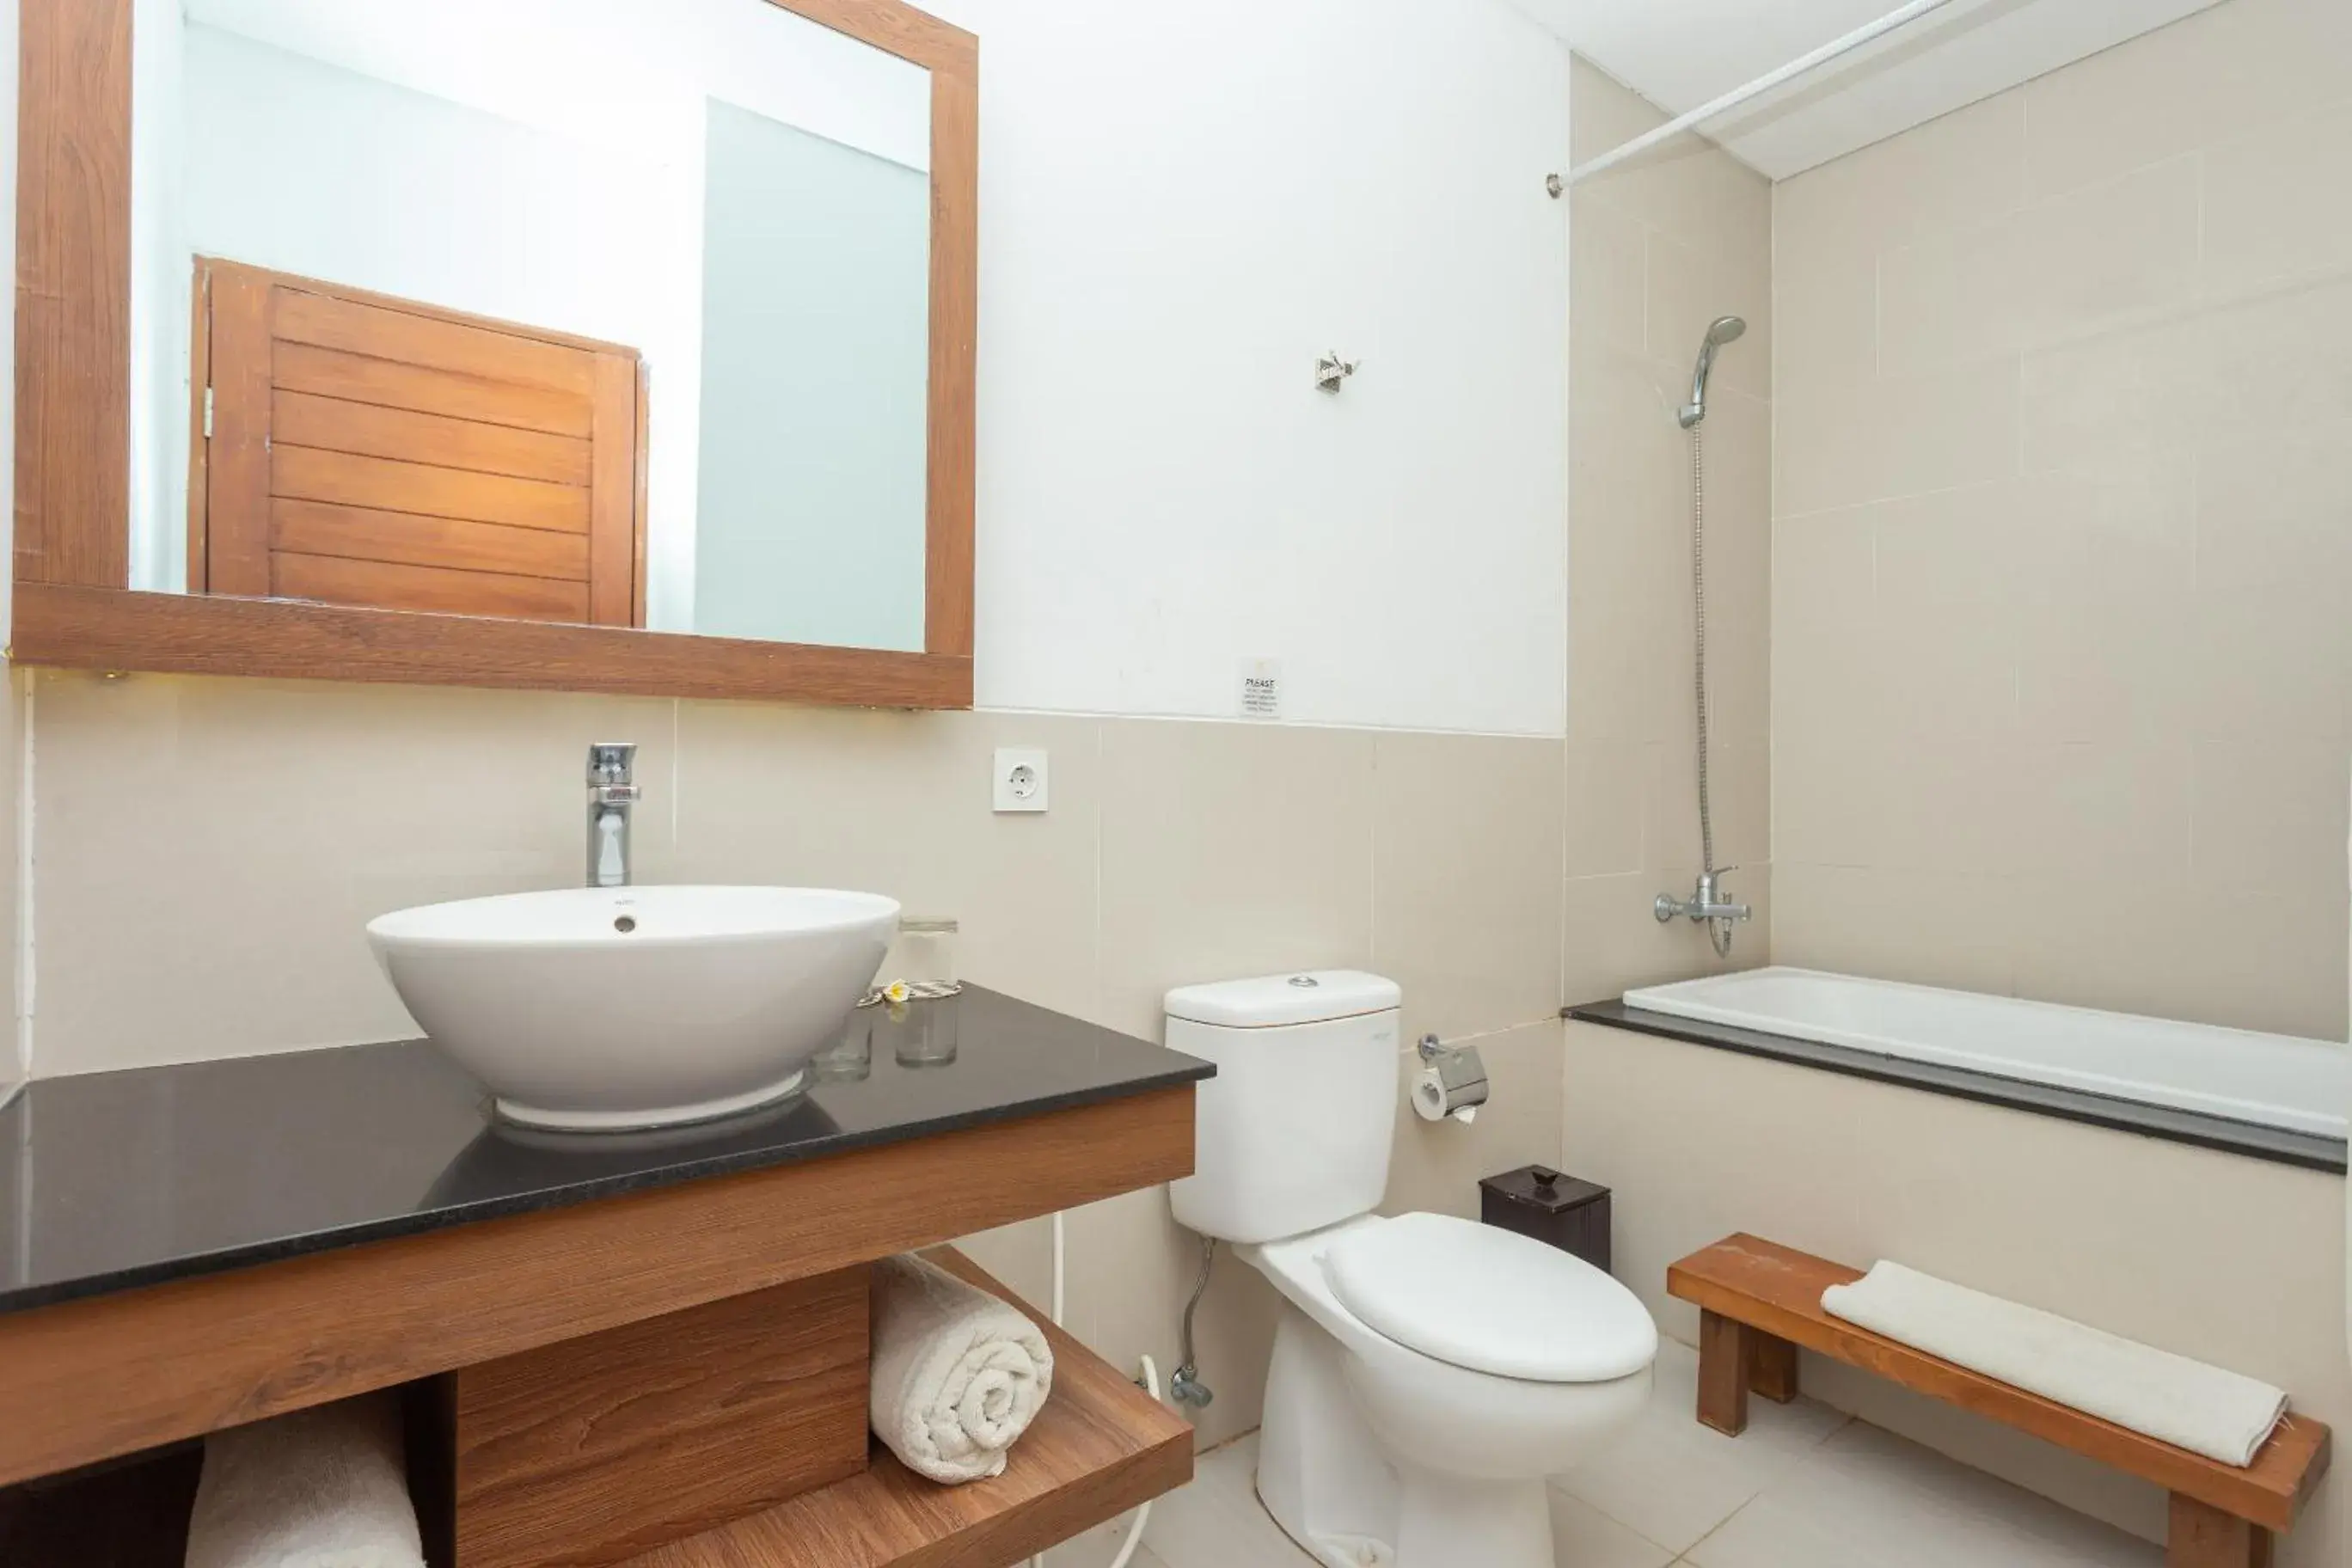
[1167,971,1657,1568]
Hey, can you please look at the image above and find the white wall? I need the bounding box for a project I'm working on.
[966,0,1572,734]
[136,0,1577,735]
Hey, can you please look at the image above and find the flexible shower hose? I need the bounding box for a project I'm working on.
[1691,423,1733,960]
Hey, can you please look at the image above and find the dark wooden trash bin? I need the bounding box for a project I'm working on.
[1479,1165,1611,1275]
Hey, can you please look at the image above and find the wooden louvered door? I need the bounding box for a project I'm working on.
[190,259,645,626]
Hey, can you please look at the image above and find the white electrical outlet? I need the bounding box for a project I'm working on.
[993,748,1049,812]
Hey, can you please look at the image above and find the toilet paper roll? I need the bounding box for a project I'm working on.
[1412,1063,1486,1124]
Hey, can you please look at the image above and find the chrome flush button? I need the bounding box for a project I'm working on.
[1288,975,1320,988]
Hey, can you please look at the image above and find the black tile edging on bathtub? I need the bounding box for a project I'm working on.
[1563,1000,2349,1177]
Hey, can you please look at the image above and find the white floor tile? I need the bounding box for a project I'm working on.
[1550,1338,1848,1554]
[1044,1513,1170,1568]
[1121,1343,2159,1568]
[1547,1489,1676,1568]
[1685,1420,2161,1568]
[1142,1435,1320,1568]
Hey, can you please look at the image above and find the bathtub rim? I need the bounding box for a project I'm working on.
[1565,997,2349,1176]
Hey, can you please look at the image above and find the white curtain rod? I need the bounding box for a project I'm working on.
[1563,0,1964,187]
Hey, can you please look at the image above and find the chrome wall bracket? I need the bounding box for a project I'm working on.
[1315,352,1359,394]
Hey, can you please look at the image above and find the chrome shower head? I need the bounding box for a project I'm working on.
[1678,315,1748,428]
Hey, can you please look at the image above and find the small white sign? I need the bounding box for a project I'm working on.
[1238,658,1283,719]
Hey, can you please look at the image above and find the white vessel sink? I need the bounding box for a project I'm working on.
[367,885,900,1131]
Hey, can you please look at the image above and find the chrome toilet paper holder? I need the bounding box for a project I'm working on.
[1412,1033,1490,1123]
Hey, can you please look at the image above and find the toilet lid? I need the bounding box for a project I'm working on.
[1323,1212,1657,1383]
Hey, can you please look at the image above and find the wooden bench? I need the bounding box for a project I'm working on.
[1667,1234,2331,1568]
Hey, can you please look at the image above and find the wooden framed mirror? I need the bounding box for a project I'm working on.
[13,0,977,707]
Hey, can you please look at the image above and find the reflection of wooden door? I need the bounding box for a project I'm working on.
[190,260,646,625]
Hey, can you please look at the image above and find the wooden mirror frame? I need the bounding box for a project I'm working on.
[11,0,977,707]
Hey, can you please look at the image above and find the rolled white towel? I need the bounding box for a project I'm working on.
[869,1252,1055,1484]
[1823,1260,2288,1467]
[185,1393,425,1568]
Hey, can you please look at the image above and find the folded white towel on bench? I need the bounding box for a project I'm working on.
[870,1252,1056,1484]
[1822,1260,2288,1467]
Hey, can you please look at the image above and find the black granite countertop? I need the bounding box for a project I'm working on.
[0,987,1211,1316]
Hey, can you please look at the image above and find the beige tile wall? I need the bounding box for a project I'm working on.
[1566,58,1775,1001]
[1772,0,2352,1042]
[1563,1020,2349,1566]
[21,671,1568,1473]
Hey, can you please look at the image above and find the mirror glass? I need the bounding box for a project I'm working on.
[127,0,934,650]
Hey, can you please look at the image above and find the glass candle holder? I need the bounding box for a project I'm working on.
[810,1012,873,1084]
[883,995,959,1067]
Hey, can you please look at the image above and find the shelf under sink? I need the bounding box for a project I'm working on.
[619,1248,1195,1568]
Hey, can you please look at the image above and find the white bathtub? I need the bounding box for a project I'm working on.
[1622,967,2350,1141]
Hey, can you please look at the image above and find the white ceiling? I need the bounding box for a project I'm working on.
[1508,0,2221,180]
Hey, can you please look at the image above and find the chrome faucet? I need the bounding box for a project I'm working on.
[1655,868,1751,928]
[586,744,640,888]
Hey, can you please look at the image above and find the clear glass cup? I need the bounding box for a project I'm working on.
[895,917,959,992]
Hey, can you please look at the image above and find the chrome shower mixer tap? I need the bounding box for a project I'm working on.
[1655,869,1751,927]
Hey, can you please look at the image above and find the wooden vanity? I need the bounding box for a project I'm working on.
[0,989,1209,1565]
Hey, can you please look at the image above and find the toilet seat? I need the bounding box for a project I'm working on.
[1322,1210,1656,1383]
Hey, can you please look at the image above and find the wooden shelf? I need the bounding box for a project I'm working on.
[619,1250,1194,1568]
[1,1253,1195,1568]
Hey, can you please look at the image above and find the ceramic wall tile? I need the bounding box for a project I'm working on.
[1371,733,1564,1040]
[1773,3,2352,1041]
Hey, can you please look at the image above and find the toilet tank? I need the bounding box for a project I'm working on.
[1166,971,1402,1245]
